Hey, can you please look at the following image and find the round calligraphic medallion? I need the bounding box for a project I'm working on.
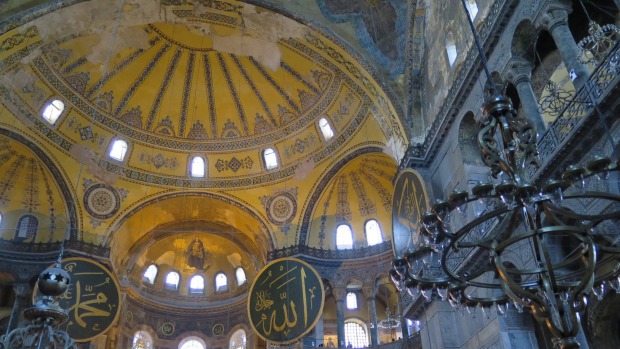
[392,169,429,255]
[33,257,121,342]
[83,184,120,219]
[161,322,175,336]
[212,323,224,336]
[248,258,324,344]
[266,192,297,225]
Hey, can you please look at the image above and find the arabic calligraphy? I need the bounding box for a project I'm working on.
[36,257,121,342]
[248,258,324,344]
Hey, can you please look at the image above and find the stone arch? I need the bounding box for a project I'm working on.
[511,20,538,63]
[458,111,482,165]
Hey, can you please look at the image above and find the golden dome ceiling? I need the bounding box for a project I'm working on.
[0,0,406,189]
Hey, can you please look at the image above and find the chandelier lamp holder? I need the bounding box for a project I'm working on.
[390,2,620,348]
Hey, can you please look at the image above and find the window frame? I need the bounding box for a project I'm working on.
[235,267,247,286]
[229,328,247,349]
[164,270,181,291]
[143,264,158,284]
[189,274,205,294]
[189,155,206,178]
[445,32,458,67]
[346,292,358,310]
[344,320,369,348]
[108,138,129,162]
[318,116,334,141]
[178,336,206,349]
[41,98,65,125]
[364,219,383,246]
[14,214,38,241]
[336,224,354,250]
[214,272,229,293]
[262,147,279,171]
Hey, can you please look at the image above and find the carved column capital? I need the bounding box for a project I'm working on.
[12,284,30,297]
[537,5,570,32]
[362,286,376,300]
[333,287,347,302]
[505,57,534,85]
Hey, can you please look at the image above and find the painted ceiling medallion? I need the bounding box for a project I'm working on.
[83,184,121,220]
[266,192,297,225]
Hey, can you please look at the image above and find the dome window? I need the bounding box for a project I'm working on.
[189,275,205,293]
[190,156,206,178]
[365,219,383,246]
[229,329,247,349]
[143,264,158,284]
[263,148,278,170]
[15,215,38,241]
[133,331,153,349]
[215,272,228,292]
[446,32,458,67]
[109,139,128,162]
[235,267,247,286]
[41,99,64,125]
[465,0,479,19]
[165,271,180,290]
[179,337,206,349]
[318,117,334,141]
[336,224,353,250]
[346,292,358,310]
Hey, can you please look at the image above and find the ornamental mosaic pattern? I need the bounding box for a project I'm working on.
[260,188,298,234]
[136,152,179,170]
[0,26,38,54]
[82,179,128,220]
[215,156,253,173]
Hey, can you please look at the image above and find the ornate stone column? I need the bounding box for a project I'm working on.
[505,57,547,132]
[334,287,346,348]
[538,6,590,90]
[362,286,378,345]
[5,284,29,334]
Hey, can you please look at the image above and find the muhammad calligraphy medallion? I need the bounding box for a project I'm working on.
[248,258,324,344]
[34,257,121,342]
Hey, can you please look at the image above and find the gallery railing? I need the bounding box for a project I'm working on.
[267,240,393,261]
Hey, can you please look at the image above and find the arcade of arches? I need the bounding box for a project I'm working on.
[1,1,620,348]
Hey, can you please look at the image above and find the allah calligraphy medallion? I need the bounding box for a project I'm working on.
[248,258,325,344]
[34,257,121,342]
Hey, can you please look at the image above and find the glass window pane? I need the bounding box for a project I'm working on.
[109,140,128,161]
[133,331,153,349]
[215,273,228,292]
[264,148,278,170]
[42,99,64,125]
[143,265,158,284]
[466,0,479,19]
[190,157,205,178]
[179,337,205,349]
[346,292,357,310]
[365,219,383,246]
[229,329,247,349]
[189,275,204,293]
[336,225,353,249]
[344,322,369,348]
[236,268,246,286]
[319,117,334,141]
[165,271,180,290]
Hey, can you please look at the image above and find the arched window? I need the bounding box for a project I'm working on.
[189,275,205,293]
[179,337,206,349]
[344,322,369,348]
[263,148,278,170]
[318,117,334,141]
[446,32,457,67]
[190,156,206,178]
[229,329,247,349]
[0,212,3,228]
[143,264,158,284]
[165,271,180,290]
[365,219,383,246]
[465,0,478,19]
[109,139,128,161]
[41,99,64,125]
[346,292,358,310]
[132,331,153,349]
[235,267,247,286]
[215,273,228,292]
[336,224,353,250]
[15,215,38,241]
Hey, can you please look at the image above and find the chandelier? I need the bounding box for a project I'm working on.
[377,307,400,330]
[390,1,620,349]
[0,264,76,349]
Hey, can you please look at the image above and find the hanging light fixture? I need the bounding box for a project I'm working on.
[576,0,620,65]
[390,1,620,349]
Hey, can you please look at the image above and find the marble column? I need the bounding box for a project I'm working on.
[334,288,346,348]
[539,7,590,90]
[362,286,378,345]
[5,284,29,334]
[506,57,547,132]
[315,314,325,347]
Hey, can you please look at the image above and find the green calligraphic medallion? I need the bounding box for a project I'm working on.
[34,257,121,342]
[248,258,325,344]
[392,169,429,255]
